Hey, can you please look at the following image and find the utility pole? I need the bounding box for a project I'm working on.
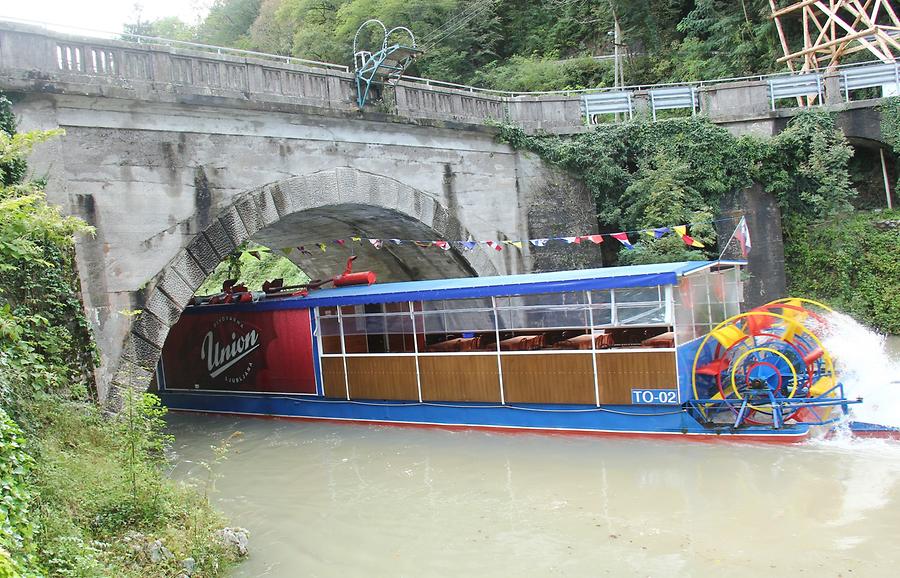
[609,2,622,121]
[613,11,621,89]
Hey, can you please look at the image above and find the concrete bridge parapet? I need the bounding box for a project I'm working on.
[0,21,892,140]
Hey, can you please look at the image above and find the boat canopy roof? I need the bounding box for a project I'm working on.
[232,260,734,311]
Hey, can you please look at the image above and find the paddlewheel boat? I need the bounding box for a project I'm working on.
[156,259,898,442]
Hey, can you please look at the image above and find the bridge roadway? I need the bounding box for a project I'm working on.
[0,21,892,403]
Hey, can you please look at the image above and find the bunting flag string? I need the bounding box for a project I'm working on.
[240,216,742,259]
[611,232,633,250]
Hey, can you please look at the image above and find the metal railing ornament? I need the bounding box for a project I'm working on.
[353,19,421,108]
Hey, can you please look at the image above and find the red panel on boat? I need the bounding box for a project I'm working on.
[160,309,316,394]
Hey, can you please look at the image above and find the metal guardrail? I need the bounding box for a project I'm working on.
[767,73,823,110]
[841,62,900,100]
[581,92,633,122]
[649,86,697,120]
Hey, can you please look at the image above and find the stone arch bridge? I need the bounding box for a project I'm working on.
[0,23,599,401]
[0,22,894,402]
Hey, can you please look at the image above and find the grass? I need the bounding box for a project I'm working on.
[16,394,244,577]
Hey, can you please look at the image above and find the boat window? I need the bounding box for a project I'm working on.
[590,289,612,304]
[417,310,494,333]
[616,304,667,325]
[495,291,587,308]
[590,306,613,326]
[318,316,342,354]
[318,284,677,355]
[422,297,493,311]
[614,286,661,303]
[496,306,589,331]
[674,266,743,344]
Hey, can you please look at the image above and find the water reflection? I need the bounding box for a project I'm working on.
[167,414,900,578]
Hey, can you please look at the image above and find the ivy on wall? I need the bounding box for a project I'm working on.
[498,111,856,262]
[497,112,900,333]
[784,211,900,334]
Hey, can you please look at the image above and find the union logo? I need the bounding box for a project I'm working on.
[200,315,262,385]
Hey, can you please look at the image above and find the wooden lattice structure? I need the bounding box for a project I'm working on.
[770,0,900,71]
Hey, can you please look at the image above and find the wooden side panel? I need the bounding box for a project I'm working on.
[419,355,501,402]
[596,351,677,404]
[501,353,595,404]
[321,357,347,398]
[346,356,419,400]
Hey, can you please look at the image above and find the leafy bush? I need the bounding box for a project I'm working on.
[784,210,900,334]
[498,111,859,263]
[197,243,309,295]
[759,111,856,218]
[1,92,244,577]
[474,55,609,92]
[0,409,41,577]
[497,117,760,261]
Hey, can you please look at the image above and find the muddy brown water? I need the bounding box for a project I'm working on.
[165,336,900,577]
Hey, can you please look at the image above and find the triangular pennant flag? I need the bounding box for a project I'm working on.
[351,236,362,243]
[735,216,751,257]
[458,241,477,251]
[414,241,432,248]
[504,240,523,249]
[529,238,549,247]
[389,239,402,245]
[297,246,312,256]
[281,247,293,255]
[368,238,383,249]
[561,236,580,244]
[334,239,346,246]
[653,227,670,239]
[673,225,704,248]
[612,232,633,249]
[434,240,451,250]
[317,243,327,253]
[248,250,261,260]
[485,240,503,251]
[582,235,604,244]
[687,236,705,248]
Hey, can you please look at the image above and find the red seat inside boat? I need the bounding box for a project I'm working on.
[499,335,545,351]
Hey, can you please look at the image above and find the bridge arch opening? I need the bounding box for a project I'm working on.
[109,168,499,406]
[845,138,897,210]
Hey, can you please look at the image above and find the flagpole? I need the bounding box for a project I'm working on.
[718,216,743,261]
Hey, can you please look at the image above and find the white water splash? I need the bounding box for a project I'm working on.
[821,312,900,428]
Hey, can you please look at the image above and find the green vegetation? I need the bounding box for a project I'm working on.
[197,244,310,295]
[784,211,900,334]
[497,111,856,256]
[1,94,244,576]
[498,112,899,332]
[130,0,793,92]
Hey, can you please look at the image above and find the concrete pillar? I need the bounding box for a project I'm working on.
[632,91,651,119]
[824,72,843,105]
[700,80,771,122]
[719,183,787,308]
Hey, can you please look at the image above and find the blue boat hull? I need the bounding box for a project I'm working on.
[160,391,814,442]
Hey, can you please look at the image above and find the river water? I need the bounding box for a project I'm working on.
[167,336,900,577]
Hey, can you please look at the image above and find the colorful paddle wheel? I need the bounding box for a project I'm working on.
[689,299,856,430]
